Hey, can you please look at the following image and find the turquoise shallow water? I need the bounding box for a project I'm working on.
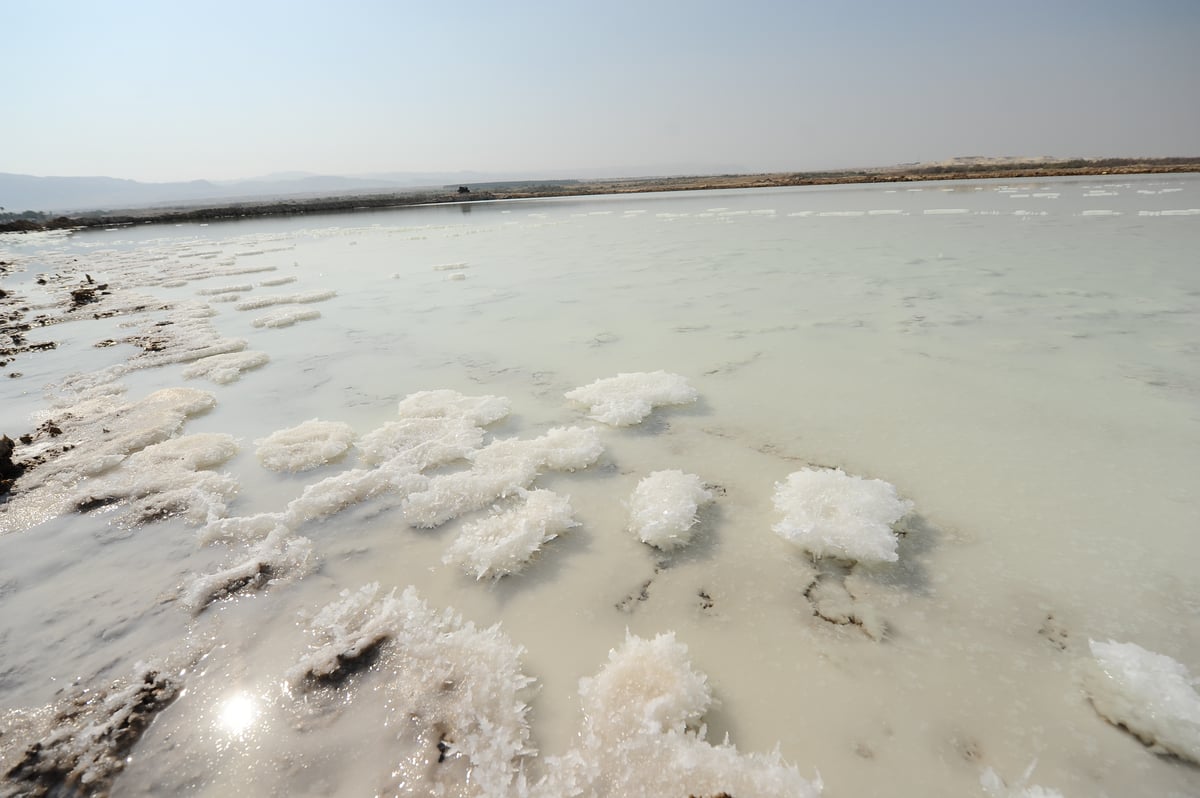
[1,174,1198,796]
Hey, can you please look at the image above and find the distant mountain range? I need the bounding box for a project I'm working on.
[0,164,748,213]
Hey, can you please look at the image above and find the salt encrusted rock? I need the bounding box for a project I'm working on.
[772,467,912,564]
[443,489,579,579]
[564,371,697,426]
[255,418,356,473]
[535,632,822,797]
[1083,639,1200,763]
[627,470,713,551]
[357,415,484,469]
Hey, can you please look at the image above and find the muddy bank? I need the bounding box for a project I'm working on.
[2,157,1198,233]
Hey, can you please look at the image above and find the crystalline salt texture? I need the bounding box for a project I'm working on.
[443,489,579,579]
[255,418,356,473]
[1083,639,1200,763]
[357,415,484,469]
[980,764,1065,798]
[185,524,313,611]
[564,371,697,426]
[536,632,821,798]
[251,308,321,328]
[772,467,912,564]
[403,426,602,528]
[627,470,713,551]
[181,350,269,384]
[395,388,511,427]
[290,585,536,796]
[233,289,336,311]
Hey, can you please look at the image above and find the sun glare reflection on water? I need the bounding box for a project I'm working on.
[217,691,259,737]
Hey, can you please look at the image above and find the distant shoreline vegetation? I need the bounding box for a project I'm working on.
[3,157,1199,233]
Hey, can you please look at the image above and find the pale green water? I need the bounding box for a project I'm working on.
[1,175,1198,796]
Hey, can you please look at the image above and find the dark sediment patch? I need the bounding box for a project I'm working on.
[3,669,178,798]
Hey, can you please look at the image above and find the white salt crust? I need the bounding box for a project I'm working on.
[251,308,321,328]
[1083,639,1200,763]
[254,419,356,473]
[443,489,579,579]
[626,470,713,551]
[564,371,697,426]
[290,584,535,796]
[535,632,822,798]
[772,467,913,564]
[181,350,269,384]
[233,289,336,311]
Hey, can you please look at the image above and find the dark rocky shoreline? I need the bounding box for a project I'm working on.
[3,157,1198,234]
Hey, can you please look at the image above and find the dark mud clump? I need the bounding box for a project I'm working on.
[3,669,178,798]
[0,435,26,495]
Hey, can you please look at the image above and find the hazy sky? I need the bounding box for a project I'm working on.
[6,0,1199,182]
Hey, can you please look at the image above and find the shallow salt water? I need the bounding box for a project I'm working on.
[1,175,1199,797]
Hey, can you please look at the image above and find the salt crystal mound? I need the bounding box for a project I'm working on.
[537,632,821,798]
[564,371,698,426]
[1,388,218,534]
[184,521,312,611]
[251,308,321,328]
[1,667,179,797]
[195,283,252,295]
[233,289,336,311]
[358,415,485,469]
[181,350,269,384]
[403,426,603,528]
[1082,639,1200,763]
[772,467,913,564]
[981,764,1064,798]
[289,584,535,796]
[255,418,356,473]
[443,489,579,580]
[396,388,511,426]
[72,433,239,526]
[627,470,714,551]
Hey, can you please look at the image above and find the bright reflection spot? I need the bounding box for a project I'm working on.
[217,691,258,736]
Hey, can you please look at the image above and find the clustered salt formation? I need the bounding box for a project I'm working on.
[290,584,536,796]
[626,470,714,551]
[1083,639,1200,764]
[772,467,913,564]
[254,418,356,472]
[181,350,269,384]
[565,370,697,426]
[538,632,822,797]
[443,488,579,580]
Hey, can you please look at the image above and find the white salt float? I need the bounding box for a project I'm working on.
[772,467,913,564]
[181,350,269,384]
[255,418,356,473]
[251,308,321,328]
[72,432,239,526]
[404,426,603,528]
[290,584,535,796]
[538,631,821,797]
[565,371,697,426]
[396,388,511,426]
[1083,639,1200,764]
[234,289,336,311]
[627,470,713,551]
[196,283,252,295]
[443,489,578,579]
